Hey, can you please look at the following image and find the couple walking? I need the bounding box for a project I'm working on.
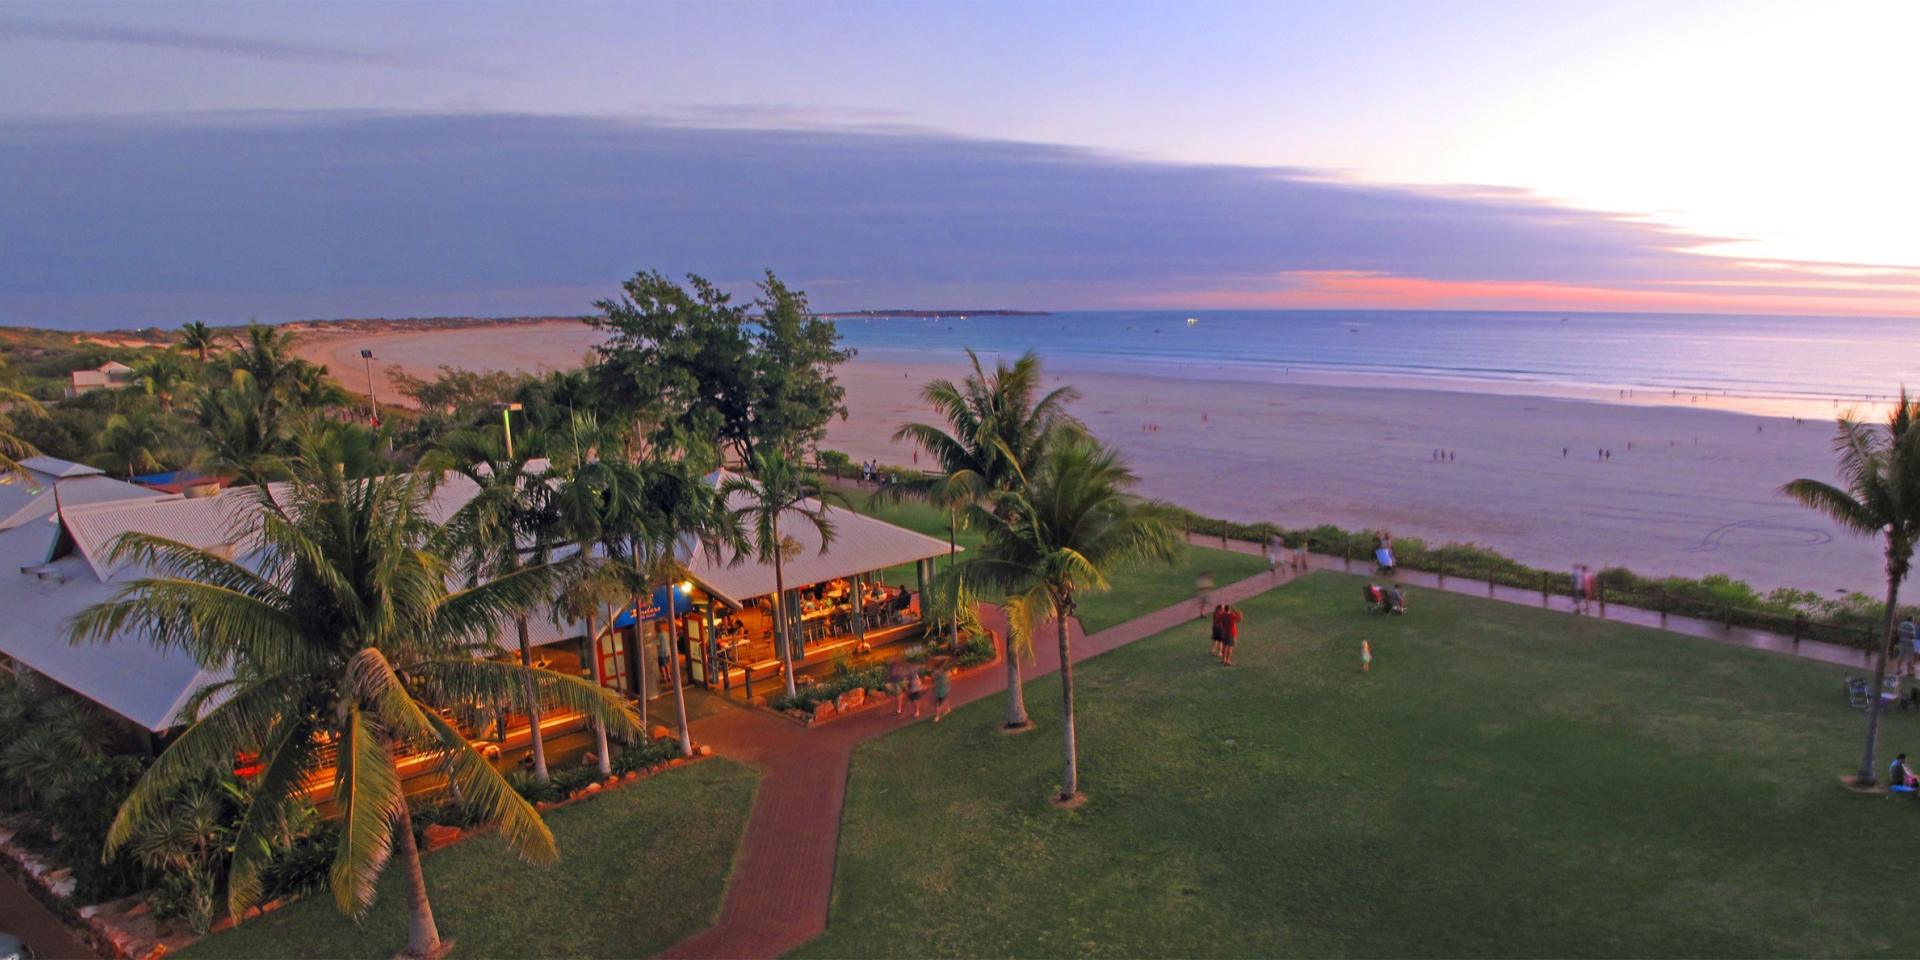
[1210,604,1244,666]
[889,656,952,722]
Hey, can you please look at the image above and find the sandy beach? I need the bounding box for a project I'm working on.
[296,322,1883,595]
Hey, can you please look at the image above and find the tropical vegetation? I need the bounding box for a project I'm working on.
[1781,389,1920,784]
[67,446,643,957]
[884,349,1082,730]
[939,438,1180,801]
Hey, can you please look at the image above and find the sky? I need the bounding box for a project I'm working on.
[2,0,1917,328]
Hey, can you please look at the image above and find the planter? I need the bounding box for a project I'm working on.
[422,824,462,851]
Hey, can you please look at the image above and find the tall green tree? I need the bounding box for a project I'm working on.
[1781,391,1920,786]
[0,354,44,479]
[69,449,640,958]
[132,352,194,413]
[589,270,850,465]
[436,427,562,784]
[179,321,218,363]
[888,349,1082,729]
[722,449,844,699]
[94,410,170,479]
[945,439,1178,802]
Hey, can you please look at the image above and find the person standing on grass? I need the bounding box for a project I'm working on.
[905,667,927,719]
[1220,604,1243,666]
[1361,639,1372,674]
[932,663,952,723]
[1210,604,1225,658]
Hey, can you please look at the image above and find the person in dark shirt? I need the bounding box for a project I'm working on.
[1219,605,1244,666]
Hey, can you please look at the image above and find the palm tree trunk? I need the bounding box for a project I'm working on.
[1056,595,1079,801]
[665,585,693,757]
[773,517,798,699]
[948,508,960,651]
[1003,632,1030,729]
[584,610,612,778]
[392,792,442,958]
[515,617,549,783]
[1858,566,1903,784]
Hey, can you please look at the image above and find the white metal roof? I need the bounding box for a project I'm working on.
[0,459,163,532]
[685,471,955,607]
[0,472,558,732]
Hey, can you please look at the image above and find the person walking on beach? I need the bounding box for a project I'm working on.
[1220,604,1243,666]
[932,663,952,722]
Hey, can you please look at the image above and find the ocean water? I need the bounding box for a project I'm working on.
[833,310,1920,415]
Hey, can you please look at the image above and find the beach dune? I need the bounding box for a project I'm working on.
[296,322,1882,595]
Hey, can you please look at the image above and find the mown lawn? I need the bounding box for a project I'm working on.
[836,486,1267,633]
[800,572,1915,958]
[184,759,759,959]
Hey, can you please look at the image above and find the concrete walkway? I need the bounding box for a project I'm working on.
[0,868,96,959]
[659,568,1282,959]
[1194,533,1878,670]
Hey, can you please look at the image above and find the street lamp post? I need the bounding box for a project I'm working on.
[359,349,379,424]
[495,402,524,459]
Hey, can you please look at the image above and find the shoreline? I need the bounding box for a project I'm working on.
[290,322,1881,594]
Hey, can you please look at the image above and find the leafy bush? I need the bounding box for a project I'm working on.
[612,738,682,775]
[259,825,338,902]
[769,662,888,714]
[954,630,995,669]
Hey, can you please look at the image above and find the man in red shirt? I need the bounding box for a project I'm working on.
[1220,604,1244,666]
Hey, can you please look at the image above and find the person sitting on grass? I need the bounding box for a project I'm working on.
[1364,583,1385,612]
[1383,584,1406,615]
[1890,753,1918,790]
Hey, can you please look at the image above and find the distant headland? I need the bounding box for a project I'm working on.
[813,309,1051,319]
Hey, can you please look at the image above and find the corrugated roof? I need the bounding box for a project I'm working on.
[0,460,162,532]
[0,472,586,731]
[685,471,955,607]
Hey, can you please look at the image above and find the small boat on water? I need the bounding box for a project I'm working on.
[1186,317,1198,326]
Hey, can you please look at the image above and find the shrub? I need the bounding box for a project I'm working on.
[954,631,995,669]
[259,825,338,902]
[612,738,682,775]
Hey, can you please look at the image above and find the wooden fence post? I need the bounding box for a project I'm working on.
[1541,571,1550,606]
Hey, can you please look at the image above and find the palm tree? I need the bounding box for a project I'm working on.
[94,410,170,480]
[1781,390,1920,786]
[622,457,742,756]
[133,352,193,412]
[550,551,631,779]
[722,449,844,700]
[69,451,641,958]
[888,349,1081,729]
[947,438,1178,802]
[436,427,561,783]
[179,321,217,363]
[0,354,44,480]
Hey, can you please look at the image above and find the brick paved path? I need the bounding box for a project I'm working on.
[659,568,1283,959]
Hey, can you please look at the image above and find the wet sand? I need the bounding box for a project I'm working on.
[295,322,1882,594]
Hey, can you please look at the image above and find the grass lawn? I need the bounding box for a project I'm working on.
[184,758,759,959]
[835,485,1267,633]
[800,572,1916,958]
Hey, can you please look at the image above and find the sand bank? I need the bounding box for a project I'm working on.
[293,323,1882,594]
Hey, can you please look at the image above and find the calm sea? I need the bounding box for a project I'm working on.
[833,310,1920,415]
